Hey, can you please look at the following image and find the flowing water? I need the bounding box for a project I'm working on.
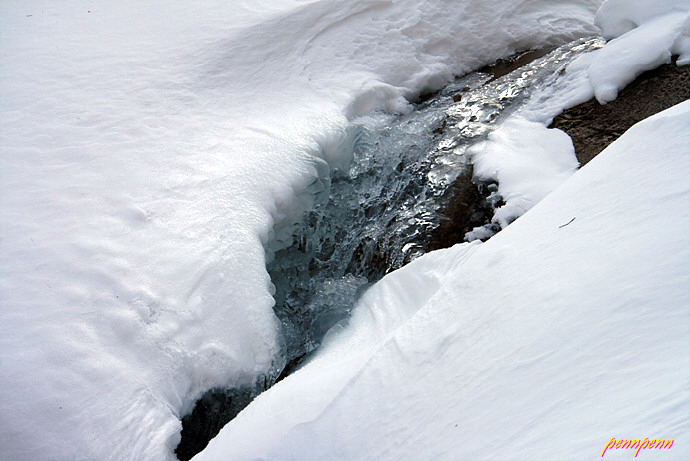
[176,36,604,460]
[268,37,603,372]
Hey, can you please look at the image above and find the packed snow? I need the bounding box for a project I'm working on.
[1,0,688,460]
[466,118,579,237]
[587,0,690,102]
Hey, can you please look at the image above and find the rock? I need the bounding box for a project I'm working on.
[426,166,499,250]
[478,48,553,82]
[550,60,690,166]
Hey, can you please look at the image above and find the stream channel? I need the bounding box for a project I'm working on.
[175,36,603,460]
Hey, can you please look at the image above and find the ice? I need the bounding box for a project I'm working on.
[267,38,606,377]
[0,1,604,459]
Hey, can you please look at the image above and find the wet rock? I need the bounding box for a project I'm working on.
[550,60,690,166]
[426,166,499,250]
[478,48,554,83]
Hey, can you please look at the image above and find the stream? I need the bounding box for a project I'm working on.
[175,36,603,461]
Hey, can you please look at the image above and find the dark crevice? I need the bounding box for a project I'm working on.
[175,379,270,461]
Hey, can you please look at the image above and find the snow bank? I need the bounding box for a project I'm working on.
[467,118,579,235]
[195,100,690,461]
[589,0,690,102]
[0,0,602,459]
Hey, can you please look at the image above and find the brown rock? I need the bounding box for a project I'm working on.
[550,60,690,166]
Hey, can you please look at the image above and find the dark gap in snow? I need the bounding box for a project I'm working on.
[175,386,257,461]
[174,37,603,461]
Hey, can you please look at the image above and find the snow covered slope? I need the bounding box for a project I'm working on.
[0,1,603,460]
[195,99,690,461]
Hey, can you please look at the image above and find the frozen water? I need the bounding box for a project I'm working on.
[196,98,690,461]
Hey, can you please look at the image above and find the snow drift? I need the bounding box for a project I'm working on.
[0,1,603,460]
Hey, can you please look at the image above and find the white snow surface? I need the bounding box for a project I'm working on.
[467,118,579,237]
[589,0,690,102]
[195,100,690,461]
[0,1,605,460]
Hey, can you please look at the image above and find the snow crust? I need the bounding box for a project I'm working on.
[0,1,603,459]
[195,100,690,461]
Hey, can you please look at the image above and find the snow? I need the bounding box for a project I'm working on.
[589,0,690,102]
[467,118,579,235]
[0,1,605,460]
[190,1,690,459]
[3,0,687,459]
[194,100,690,461]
